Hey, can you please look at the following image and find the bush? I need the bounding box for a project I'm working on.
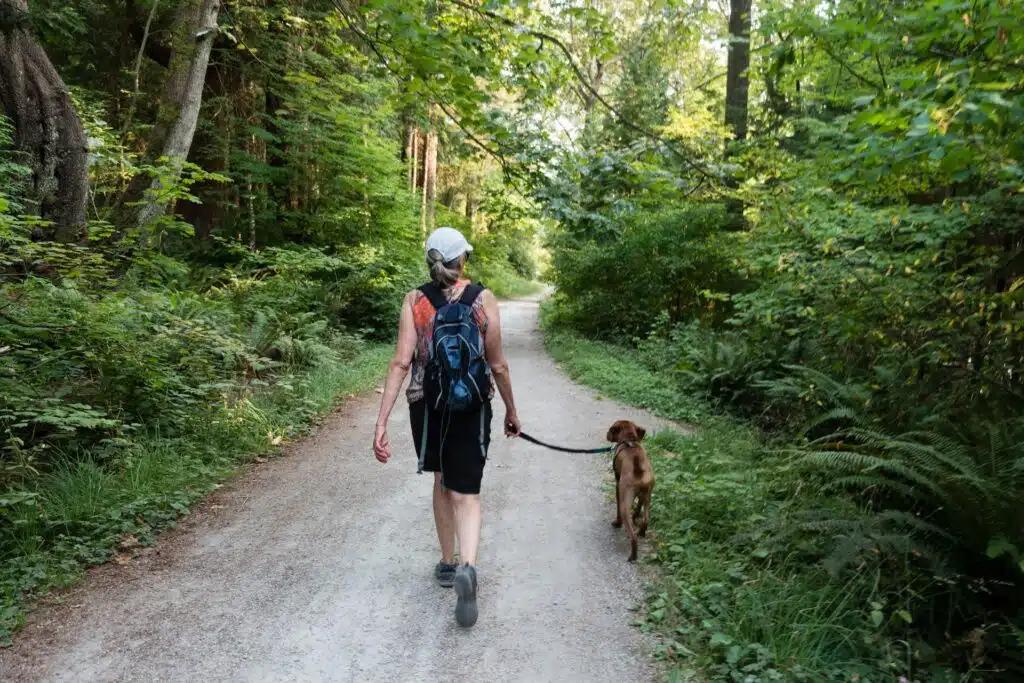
[543,326,935,679]
[0,224,402,640]
[545,320,1024,679]
[548,203,735,338]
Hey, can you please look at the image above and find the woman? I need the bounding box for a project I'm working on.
[373,226,521,628]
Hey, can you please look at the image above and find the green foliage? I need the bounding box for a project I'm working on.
[0,341,390,642]
[1,0,548,641]
[548,204,733,337]
[540,0,1024,675]
[542,315,707,424]
[543,326,942,680]
[795,417,1024,579]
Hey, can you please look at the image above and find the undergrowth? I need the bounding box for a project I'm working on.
[541,312,995,682]
[0,339,389,642]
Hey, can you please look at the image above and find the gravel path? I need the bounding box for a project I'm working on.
[1,297,670,682]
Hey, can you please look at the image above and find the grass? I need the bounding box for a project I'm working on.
[541,318,912,682]
[542,326,706,424]
[0,342,391,642]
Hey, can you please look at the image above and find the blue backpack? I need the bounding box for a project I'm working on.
[419,282,490,413]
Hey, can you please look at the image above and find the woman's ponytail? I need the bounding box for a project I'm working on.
[427,248,463,289]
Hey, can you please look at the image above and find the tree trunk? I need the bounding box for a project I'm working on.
[411,127,420,190]
[423,127,438,233]
[135,0,221,227]
[0,0,88,241]
[465,192,477,226]
[724,0,752,141]
[404,125,415,190]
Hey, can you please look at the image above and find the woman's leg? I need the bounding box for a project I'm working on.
[448,491,482,565]
[433,473,457,563]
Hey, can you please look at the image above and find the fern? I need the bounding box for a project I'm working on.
[799,410,1024,567]
[800,449,953,505]
[827,474,918,500]
[801,405,862,436]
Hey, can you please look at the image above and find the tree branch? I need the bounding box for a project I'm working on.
[442,0,717,183]
[121,0,160,138]
[874,52,888,90]
[819,42,884,92]
[332,0,519,179]
[126,0,172,67]
[691,69,730,93]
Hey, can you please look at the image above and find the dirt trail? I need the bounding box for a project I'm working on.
[1,298,672,682]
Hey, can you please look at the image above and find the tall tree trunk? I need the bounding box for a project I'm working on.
[724,0,752,141]
[422,127,438,233]
[0,0,88,241]
[418,130,427,234]
[135,0,221,228]
[411,127,420,190]
[465,192,477,226]
[404,125,415,190]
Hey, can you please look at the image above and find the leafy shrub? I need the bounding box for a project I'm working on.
[548,203,734,337]
[643,428,915,680]
[546,322,1024,679]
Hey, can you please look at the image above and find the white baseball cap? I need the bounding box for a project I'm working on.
[425,226,473,263]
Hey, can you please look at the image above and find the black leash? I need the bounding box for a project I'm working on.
[517,431,613,454]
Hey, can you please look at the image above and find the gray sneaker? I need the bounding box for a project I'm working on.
[435,561,457,588]
[453,564,478,627]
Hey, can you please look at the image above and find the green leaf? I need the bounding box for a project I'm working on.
[710,632,733,648]
[986,536,1019,561]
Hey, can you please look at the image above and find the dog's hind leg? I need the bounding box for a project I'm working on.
[638,489,651,537]
[612,473,623,528]
[619,485,638,562]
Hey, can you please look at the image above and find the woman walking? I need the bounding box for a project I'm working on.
[373,226,521,627]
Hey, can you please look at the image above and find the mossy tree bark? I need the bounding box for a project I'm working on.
[0,0,88,241]
[724,0,752,141]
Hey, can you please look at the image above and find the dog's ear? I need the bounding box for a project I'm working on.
[636,426,647,441]
[606,424,620,442]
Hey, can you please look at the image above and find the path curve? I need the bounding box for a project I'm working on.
[1,298,670,682]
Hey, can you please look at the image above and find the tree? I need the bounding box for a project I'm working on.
[135,0,221,227]
[724,0,752,140]
[0,0,88,241]
[422,127,438,233]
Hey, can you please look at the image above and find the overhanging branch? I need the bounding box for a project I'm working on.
[442,0,718,183]
[332,0,519,179]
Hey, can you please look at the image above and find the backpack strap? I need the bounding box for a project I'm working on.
[419,282,485,309]
[418,283,449,310]
[459,283,485,307]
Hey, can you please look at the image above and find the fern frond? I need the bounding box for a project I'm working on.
[874,509,954,541]
[890,432,982,481]
[801,450,952,505]
[802,406,862,436]
[827,474,918,500]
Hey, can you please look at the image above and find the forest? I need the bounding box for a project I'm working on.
[1,0,1022,680]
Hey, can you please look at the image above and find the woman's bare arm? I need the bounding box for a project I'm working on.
[373,291,418,462]
[480,290,520,436]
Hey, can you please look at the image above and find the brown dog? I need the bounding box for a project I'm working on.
[607,420,655,562]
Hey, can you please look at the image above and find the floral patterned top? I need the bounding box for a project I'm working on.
[406,279,491,404]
